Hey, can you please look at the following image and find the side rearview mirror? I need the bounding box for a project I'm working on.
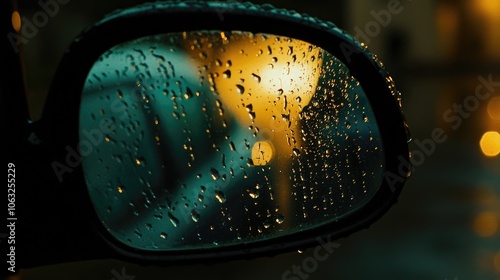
[11,1,410,270]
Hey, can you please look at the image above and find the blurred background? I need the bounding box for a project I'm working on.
[11,0,500,279]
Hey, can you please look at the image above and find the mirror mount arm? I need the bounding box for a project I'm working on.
[1,0,32,159]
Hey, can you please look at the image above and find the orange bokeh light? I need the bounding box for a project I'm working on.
[473,212,498,237]
[480,131,500,157]
[11,11,21,32]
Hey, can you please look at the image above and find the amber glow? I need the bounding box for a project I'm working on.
[211,34,322,154]
[472,0,500,59]
[11,11,21,32]
[487,97,500,120]
[473,212,498,237]
[480,131,500,157]
[206,34,323,219]
[474,0,500,18]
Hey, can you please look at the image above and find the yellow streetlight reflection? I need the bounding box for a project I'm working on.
[211,34,322,166]
[208,33,323,221]
[480,131,500,157]
[252,141,274,166]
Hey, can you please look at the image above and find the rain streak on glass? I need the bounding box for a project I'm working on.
[80,31,384,251]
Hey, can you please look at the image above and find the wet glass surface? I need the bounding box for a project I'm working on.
[79,31,384,251]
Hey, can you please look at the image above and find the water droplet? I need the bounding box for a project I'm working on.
[210,168,220,180]
[184,87,193,99]
[247,187,259,199]
[236,84,245,94]
[191,210,200,222]
[293,148,301,156]
[215,190,226,203]
[229,141,236,151]
[263,221,271,229]
[276,214,285,224]
[223,70,231,79]
[251,73,261,83]
[160,232,168,239]
[277,89,284,95]
[248,112,256,120]
[117,185,126,193]
[168,212,179,227]
[135,156,146,166]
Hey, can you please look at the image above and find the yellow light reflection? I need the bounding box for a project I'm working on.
[480,131,500,157]
[205,33,323,220]
[252,141,274,166]
[487,97,500,120]
[474,0,500,19]
[11,11,21,32]
[473,212,498,237]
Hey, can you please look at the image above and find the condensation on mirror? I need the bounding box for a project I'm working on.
[79,31,384,251]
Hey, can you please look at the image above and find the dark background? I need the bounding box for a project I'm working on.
[10,0,500,279]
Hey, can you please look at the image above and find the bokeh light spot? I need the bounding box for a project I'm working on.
[480,131,500,157]
[473,212,498,237]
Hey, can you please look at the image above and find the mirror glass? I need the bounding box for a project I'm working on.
[79,31,384,251]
